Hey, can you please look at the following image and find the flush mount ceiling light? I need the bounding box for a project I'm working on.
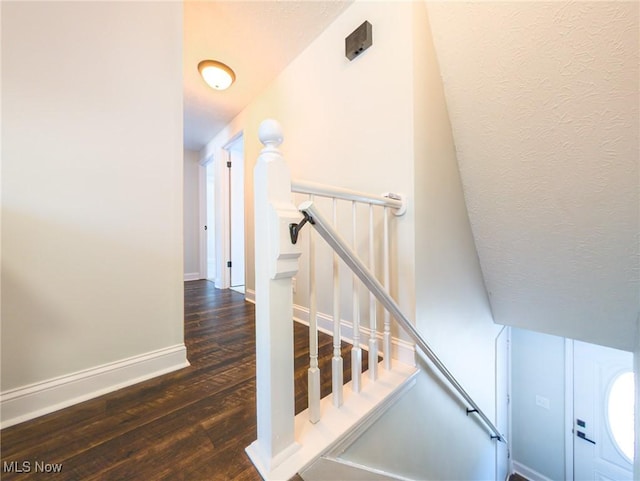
[198,60,235,91]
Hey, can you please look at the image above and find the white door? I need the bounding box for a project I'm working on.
[227,135,244,291]
[573,340,634,480]
[205,162,216,280]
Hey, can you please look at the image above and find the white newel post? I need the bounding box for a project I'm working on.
[246,119,302,476]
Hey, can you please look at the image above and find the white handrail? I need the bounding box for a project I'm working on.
[292,179,404,213]
[298,199,507,443]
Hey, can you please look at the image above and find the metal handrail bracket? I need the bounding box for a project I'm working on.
[297,200,507,443]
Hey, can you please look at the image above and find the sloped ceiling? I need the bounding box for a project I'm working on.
[427,1,639,351]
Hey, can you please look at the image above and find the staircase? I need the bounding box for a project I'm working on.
[299,373,419,481]
[247,119,505,481]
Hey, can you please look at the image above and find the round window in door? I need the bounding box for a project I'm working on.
[606,370,635,462]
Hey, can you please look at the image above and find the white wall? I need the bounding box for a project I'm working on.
[183,149,201,279]
[203,0,417,318]
[341,3,503,479]
[1,2,185,425]
[511,328,566,480]
[412,0,503,477]
[427,1,639,352]
[203,1,503,478]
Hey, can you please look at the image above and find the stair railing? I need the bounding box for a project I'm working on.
[290,179,405,422]
[247,119,504,479]
[297,199,507,444]
[248,119,409,476]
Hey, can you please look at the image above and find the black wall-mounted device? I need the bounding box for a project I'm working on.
[345,21,372,61]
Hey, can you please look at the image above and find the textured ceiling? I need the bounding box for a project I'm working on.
[427,1,639,350]
[183,1,351,151]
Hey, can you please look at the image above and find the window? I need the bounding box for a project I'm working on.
[607,371,635,461]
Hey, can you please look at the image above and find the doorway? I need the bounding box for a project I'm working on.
[572,340,634,480]
[205,161,216,281]
[225,134,245,294]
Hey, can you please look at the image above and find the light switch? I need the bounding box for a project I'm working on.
[535,395,550,410]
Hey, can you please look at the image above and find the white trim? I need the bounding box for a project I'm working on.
[247,360,418,481]
[218,130,244,290]
[0,344,190,429]
[512,461,554,481]
[198,161,208,281]
[494,326,510,481]
[222,130,244,152]
[310,457,418,481]
[564,338,574,481]
[507,327,514,478]
[184,272,201,281]
[225,133,245,291]
[199,151,213,167]
[219,148,231,289]
[213,151,226,290]
[245,288,256,304]
[292,303,415,366]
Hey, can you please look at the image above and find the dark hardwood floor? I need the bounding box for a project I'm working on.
[0,280,367,481]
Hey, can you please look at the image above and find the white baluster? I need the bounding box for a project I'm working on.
[246,119,301,474]
[383,206,392,370]
[332,198,343,406]
[351,201,362,393]
[308,194,320,423]
[368,204,378,381]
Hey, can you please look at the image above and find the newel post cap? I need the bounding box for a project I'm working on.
[258,119,283,150]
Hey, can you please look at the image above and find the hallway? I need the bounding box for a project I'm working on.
[1,281,365,480]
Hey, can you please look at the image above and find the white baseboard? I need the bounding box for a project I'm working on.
[245,288,256,304]
[512,461,553,481]
[184,272,201,281]
[293,304,415,366]
[0,344,190,429]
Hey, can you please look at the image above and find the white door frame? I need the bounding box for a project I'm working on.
[496,325,511,481]
[564,339,574,481]
[218,146,231,290]
[198,154,212,281]
[197,129,245,291]
[226,134,245,290]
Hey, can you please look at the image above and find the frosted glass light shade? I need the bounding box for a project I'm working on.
[198,60,235,90]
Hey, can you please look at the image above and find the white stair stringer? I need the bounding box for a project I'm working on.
[247,359,418,481]
[300,457,418,481]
